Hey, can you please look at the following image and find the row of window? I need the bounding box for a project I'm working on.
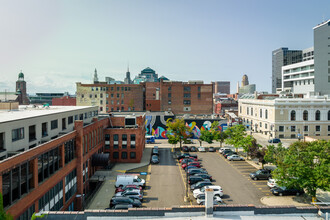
[91,86,132,92]
[100,106,135,112]
[279,125,330,132]
[83,127,103,155]
[65,169,77,201]
[242,107,269,119]
[39,180,63,212]
[290,110,330,121]
[112,151,136,159]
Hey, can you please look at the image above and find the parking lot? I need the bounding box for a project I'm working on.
[142,145,271,207]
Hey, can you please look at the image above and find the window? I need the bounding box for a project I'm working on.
[113,134,119,149]
[184,93,191,98]
[168,100,171,105]
[122,134,127,148]
[29,125,36,142]
[260,109,262,118]
[303,110,308,121]
[130,134,136,148]
[117,93,119,98]
[316,125,321,132]
[51,120,58,130]
[265,110,268,119]
[168,93,171,98]
[168,86,171,91]
[0,132,5,151]
[12,127,24,141]
[62,118,66,130]
[315,110,321,121]
[183,86,191,92]
[130,152,136,159]
[113,152,119,159]
[247,107,249,115]
[183,100,191,105]
[304,126,308,132]
[198,86,201,92]
[42,122,48,137]
[328,110,330,120]
[117,87,119,91]
[111,93,114,98]
[121,100,124,104]
[328,125,330,132]
[240,106,242,113]
[251,108,253,116]
[121,93,124,98]
[290,110,296,121]
[265,123,268,129]
[291,126,296,132]
[68,116,73,124]
[121,152,128,159]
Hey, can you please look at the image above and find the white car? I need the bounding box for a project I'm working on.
[227,155,244,161]
[193,185,223,198]
[196,194,222,205]
[267,179,278,188]
[219,147,231,153]
[198,147,206,152]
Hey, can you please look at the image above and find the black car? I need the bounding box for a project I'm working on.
[193,173,213,181]
[222,149,233,155]
[208,147,215,152]
[109,197,142,208]
[189,154,198,159]
[190,146,197,152]
[182,146,190,152]
[271,187,304,196]
[187,169,208,176]
[188,176,211,185]
[152,148,159,156]
[150,155,159,164]
[268,138,281,143]
[190,181,213,190]
[177,153,191,160]
[250,169,272,180]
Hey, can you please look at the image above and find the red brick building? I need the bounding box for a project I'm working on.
[0,113,145,219]
[52,96,76,106]
[145,81,213,115]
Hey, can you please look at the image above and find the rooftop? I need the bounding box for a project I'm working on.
[0,105,96,124]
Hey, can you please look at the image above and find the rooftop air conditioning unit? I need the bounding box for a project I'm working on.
[125,117,136,128]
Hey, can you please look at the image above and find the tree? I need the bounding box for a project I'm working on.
[0,193,13,220]
[272,140,330,202]
[264,143,287,166]
[214,131,228,148]
[224,124,247,152]
[166,118,193,150]
[199,130,214,145]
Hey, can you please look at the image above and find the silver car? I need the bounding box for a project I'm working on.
[227,155,244,161]
[114,189,143,201]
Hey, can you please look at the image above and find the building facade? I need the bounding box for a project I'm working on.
[272,48,303,93]
[52,96,77,106]
[212,81,230,94]
[238,95,330,139]
[76,83,144,114]
[314,20,330,95]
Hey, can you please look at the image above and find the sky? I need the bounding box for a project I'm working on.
[0,0,329,94]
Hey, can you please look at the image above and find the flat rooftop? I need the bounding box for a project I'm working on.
[0,105,96,124]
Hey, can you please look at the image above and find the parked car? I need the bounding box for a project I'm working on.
[222,149,233,155]
[151,155,159,164]
[192,173,213,181]
[208,147,215,152]
[109,197,142,208]
[271,186,304,196]
[267,179,278,188]
[182,162,201,169]
[190,146,197,152]
[188,176,211,185]
[185,165,202,171]
[187,169,208,176]
[182,146,190,152]
[180,157,197,164]
[177,153,191,160]
[189,154,198,159]
[198,147,206,152]
[190,181,213,191]
[193,185,223,198]
[115,185,142,193]
[111,204,133,210]
[219,147,231,154]
[227,155,244,161]
[114,189,143,201]
[199,200,222,206]
[196,194,222,205]
[224,151,237,158]
[115,175,145,188]
[152,148,159,156]
[249,169,272,180]
[268,138,281,143]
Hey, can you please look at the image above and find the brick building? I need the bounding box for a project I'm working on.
[0,107,146,219]
[76,83,144,114]
[52,96,76,106]
[212,81,230,94]
[145,80,213,115]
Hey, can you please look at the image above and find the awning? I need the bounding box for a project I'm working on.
[92,153,110,166]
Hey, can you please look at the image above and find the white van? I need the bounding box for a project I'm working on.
[115,175,145,188]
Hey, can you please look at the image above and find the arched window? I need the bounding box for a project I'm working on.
[328,110,330,120]
[251,108,253,116]
[290,110,296,121]
[303,110,308,121]
[265,110,268,119]
[315,110,320,121]
[260,109,262,118]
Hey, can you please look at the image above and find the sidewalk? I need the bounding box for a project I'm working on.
[86,147,152,210]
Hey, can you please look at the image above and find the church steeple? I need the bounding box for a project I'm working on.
[93,68,99,83]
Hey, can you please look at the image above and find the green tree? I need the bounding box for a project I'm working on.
[166,118,192,150]
[224,124,246,152]
[199,130,214,145]
[214,131,228,148]
[272,140,330,202]
[0,193,13,220]
[264,143,287,166]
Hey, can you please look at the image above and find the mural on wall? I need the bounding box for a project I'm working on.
[145,114,228,139]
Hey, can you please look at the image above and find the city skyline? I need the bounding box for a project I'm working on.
[1,0,329,94]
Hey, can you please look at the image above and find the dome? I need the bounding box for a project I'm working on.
[141,67,155,74]
[18,71,24,79]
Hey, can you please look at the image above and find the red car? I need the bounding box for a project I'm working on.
[115,184,142,193]
[182,162,201,169]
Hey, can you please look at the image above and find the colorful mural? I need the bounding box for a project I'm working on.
[145,115,228,139]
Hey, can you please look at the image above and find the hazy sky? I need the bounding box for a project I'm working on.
[1,0,329,94]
